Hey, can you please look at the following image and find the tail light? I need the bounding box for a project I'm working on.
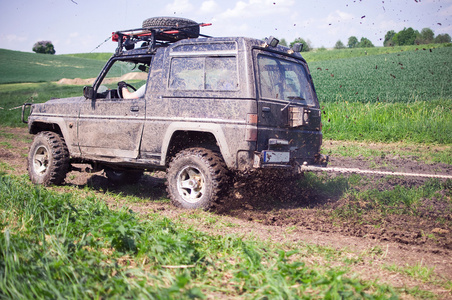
[245,113,258,141]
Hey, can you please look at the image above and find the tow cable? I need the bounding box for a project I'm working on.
[300,166,452,180]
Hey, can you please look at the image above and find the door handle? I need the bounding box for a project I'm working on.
[130,106,139,112]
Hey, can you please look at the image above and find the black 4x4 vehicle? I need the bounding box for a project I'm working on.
[23,17,328,209]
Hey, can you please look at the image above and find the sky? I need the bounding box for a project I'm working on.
[0,0,451,54]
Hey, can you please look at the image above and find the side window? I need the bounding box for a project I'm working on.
[169,57,203,90]
[169,56,238,91]
[205,57,237,90]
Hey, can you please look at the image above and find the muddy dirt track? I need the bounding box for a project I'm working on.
[1,126,452,297]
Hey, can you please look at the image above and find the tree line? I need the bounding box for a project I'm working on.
[33,27,451,55]
[277,27,451,52]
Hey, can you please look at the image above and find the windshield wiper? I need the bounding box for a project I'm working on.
[281,96,305,111]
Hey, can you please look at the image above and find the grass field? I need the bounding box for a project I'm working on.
[1,45,452,299]
[0,45,451,145]
[0,174,398,299]
[303,43,451,62]
[310,47,452,103]
[0,49,121,84]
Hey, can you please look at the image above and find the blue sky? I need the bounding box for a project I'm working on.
[0,0,451,54]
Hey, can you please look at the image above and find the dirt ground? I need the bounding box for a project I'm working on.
[1,126,451,298]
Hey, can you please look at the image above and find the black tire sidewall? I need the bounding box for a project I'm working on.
[167,149,221,209]
[28,131,69,186]
[142,16,200,40]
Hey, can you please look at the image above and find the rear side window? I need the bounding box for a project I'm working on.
[169,56,238,91]
[258,55,315,106]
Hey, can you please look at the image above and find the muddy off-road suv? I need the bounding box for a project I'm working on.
[23,17,328,209]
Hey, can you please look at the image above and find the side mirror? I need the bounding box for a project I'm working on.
[83,86,95,99]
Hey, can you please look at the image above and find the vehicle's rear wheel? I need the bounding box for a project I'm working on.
[142,16,200,41]
[105,168,143,185]
[166,148,229,209]
[28,131,69,186]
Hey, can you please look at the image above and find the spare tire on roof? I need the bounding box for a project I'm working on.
[142,17,200,42]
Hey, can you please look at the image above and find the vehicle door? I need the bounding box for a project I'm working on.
[77,58,148,159]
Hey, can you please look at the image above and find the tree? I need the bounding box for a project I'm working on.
[392,27,418,46]
[347,36,358,48]
[334,40,345,49]
[279,38,288,47]
[434,33,451,44]
[32,41,56,54]
[358,37,374,48]
[418,28,434,44]
[290,38,312,52]
[384,30,396,47]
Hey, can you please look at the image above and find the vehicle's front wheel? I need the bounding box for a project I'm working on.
[166,148,229,209]
[28,131,70,186]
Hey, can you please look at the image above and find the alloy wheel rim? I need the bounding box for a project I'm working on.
[176,165,206,203]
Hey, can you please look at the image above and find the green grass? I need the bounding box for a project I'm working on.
[323,140,452,165]
[1,45,451,145]
[0,174,399,299]
[311,47,452,103]
[383,262,435,283]
[303,43,452,62]
[299,172,452,222]
[62,52,113,61]
[322,99,452,144]
[0,83,85,127]
[0,49,118,84]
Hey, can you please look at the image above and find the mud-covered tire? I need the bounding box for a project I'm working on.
[142,16,200,41]
[166,148,229,209]
[28,131,70,186]
[105,168,143,185]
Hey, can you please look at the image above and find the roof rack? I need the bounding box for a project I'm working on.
[113,22,212,55]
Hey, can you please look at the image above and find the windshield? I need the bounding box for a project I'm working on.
[257,55,316,106]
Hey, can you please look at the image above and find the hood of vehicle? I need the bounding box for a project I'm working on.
[31,96,85,116]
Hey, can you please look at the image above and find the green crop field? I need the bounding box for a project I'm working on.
[303,43,451,62]
[309,47,452,103]
[1,45,452,299]
[62,52,113,61]
[0,45,451,144]
[0,49,115,84]
[306,46,452,144]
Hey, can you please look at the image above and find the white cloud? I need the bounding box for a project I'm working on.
[0,33,30,52]
[162,0,195,15]
[220,0,294,19]
[3,34,28,43]
[200,0,220,14]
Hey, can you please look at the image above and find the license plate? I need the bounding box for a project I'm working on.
[263,151,290,163]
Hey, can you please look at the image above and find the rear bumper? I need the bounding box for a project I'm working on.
[253,151,329,172]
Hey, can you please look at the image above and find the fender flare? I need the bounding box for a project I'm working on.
[29,117,80,157]
[160,122,233,168]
